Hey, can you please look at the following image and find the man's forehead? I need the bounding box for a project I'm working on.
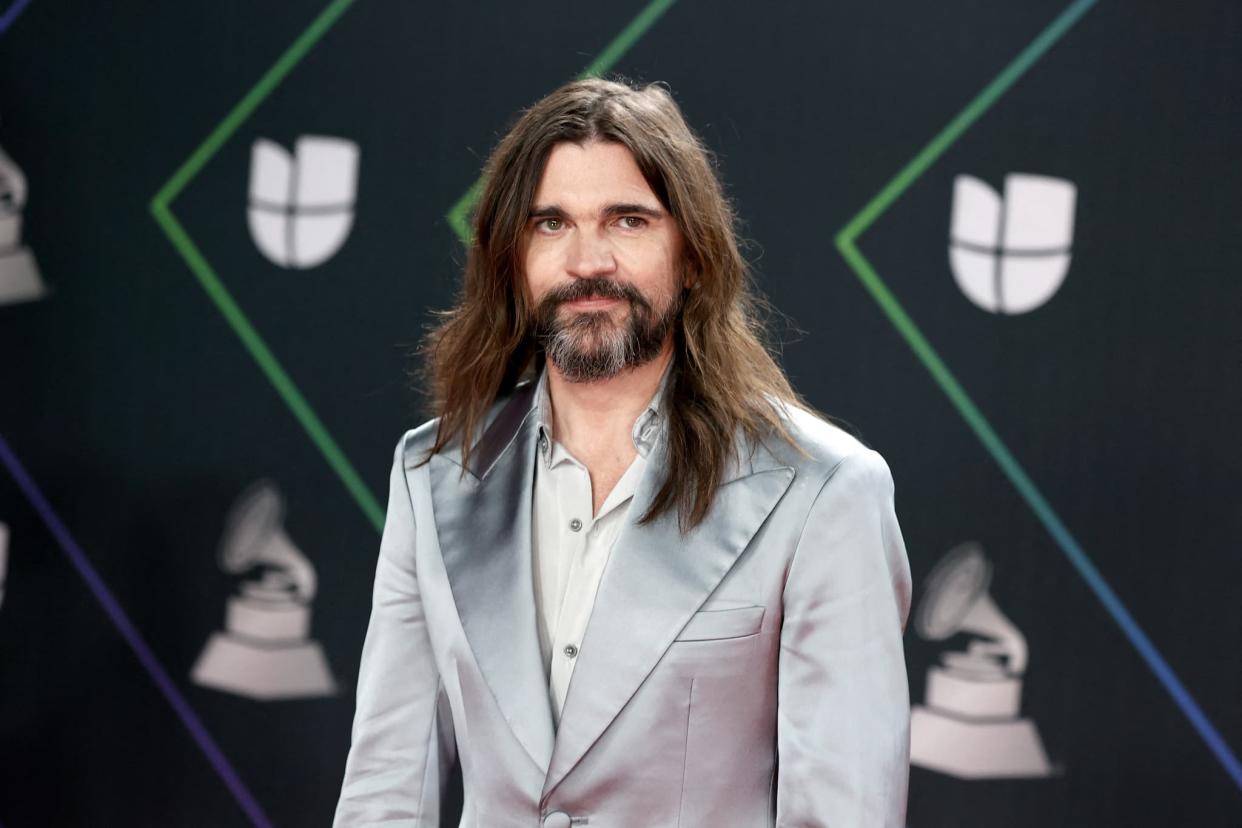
[532,140,662,213]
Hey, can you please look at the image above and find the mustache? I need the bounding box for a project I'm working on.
[542,278,648,309]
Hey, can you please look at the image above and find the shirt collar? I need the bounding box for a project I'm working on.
[534,359,673,467]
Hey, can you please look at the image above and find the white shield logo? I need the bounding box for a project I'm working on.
[949,173,1077,314]
[247,135,359,269]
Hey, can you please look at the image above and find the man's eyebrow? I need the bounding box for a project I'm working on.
[529,205,567,220]
[528,203,666,220]
[601,202,665,219]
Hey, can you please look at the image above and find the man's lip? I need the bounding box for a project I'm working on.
[565,296,622,306]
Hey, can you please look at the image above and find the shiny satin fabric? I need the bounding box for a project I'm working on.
[334,378,913,827]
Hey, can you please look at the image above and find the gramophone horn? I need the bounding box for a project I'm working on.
[217,480,317,601]
[916,541,1028,675]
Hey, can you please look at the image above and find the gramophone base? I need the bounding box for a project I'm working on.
[191,633,337,700]
[911,705,1053,779]
[0,249,46,306]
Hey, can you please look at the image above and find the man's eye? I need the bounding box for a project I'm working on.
[538,218,563,232]
[619,216,647,229]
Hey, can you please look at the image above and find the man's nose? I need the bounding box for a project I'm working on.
[565,229,617,278]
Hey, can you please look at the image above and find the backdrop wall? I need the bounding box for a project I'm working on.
[1,1,1239,825]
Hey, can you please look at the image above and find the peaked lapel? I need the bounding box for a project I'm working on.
[541,431,795,799]
[426,379,557,775]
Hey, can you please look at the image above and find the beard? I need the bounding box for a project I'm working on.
[531,277,682,383]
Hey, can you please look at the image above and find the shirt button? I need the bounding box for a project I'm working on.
[569,518,583,532]
[563,644,578,658]
[542,812,572,828]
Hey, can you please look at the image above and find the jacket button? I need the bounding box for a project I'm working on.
[563,644,578,658]
[542,811,572,828]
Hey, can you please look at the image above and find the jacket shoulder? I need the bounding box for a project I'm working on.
[765,401,889,484]
[396,382,525,469]
[398,417,441,468]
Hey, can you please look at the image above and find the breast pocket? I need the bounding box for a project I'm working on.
[674,605,765,642]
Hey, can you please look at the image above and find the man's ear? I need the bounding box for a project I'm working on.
[682,262,700,291]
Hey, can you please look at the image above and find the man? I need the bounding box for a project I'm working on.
[335,77,912,827]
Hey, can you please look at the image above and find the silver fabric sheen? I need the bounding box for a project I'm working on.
[334,370,913,827]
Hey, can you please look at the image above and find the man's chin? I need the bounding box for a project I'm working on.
[555,312,630,345]
[556,339,623,365]
[554,364,635,383]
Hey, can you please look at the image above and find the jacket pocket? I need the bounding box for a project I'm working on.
[674,605,765,642]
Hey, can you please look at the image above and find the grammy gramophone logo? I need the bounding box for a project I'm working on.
[0,521,9,611]
[0,136,46,306]
[191,481,337,700]
[910,542,1055,779]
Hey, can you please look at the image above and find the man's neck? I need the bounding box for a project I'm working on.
[545,342,672,467]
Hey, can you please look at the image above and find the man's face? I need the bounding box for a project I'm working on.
[522,139,685,383]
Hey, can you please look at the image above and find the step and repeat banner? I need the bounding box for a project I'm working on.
[1,1,1239,825]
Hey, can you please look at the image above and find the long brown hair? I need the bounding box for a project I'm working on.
[418,76,815,531]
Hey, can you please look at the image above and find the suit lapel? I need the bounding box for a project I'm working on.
[426,379,557,775]
[541,433,795,798]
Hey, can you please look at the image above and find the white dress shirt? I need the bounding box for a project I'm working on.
[530,363,672,728]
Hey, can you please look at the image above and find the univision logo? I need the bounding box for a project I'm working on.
[247,135,359,269]
[949,173,1077,314]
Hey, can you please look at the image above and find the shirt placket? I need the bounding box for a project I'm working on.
[548,457,594,718]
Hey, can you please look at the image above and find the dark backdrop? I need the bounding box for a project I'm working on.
[1,1,1239,825]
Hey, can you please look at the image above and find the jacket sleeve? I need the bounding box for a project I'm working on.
[334,435,457,827]
[776,449,913,827]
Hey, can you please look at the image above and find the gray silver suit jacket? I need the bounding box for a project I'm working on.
[334,377,913,827]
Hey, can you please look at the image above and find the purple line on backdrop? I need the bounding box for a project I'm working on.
[0,0,33,35]
[0,433,274,828]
